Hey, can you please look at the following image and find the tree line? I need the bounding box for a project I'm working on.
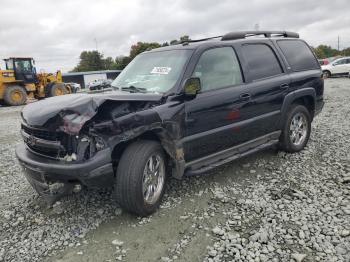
[71,36,350,72]
[71,36,190,72]
[312,45,350,59]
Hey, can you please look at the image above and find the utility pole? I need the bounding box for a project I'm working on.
[94,38,98,52]
[337,36,340,51]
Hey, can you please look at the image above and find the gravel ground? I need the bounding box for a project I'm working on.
[0,78,349,262]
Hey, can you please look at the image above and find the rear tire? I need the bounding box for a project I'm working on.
[49,83,67,97]
[4,85,27,106]
[279,104,311,153]
[114,140,167,216]
[323,70,331,78]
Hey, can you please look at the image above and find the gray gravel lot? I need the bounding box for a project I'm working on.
[0,78,349,262]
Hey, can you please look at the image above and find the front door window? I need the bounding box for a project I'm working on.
[192,47,243,91]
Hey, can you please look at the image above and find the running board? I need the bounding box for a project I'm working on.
[185,131,280,176]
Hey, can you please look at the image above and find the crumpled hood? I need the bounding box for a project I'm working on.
[22,91,163,132]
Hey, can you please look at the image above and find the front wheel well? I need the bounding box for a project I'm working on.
[111,131,172,174]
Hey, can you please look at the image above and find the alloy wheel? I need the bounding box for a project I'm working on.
[142,154,165,205]
[289,112,308,146]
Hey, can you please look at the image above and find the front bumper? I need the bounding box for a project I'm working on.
[16,144,115,189]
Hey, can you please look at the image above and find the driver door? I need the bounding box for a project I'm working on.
[183,46,246,161]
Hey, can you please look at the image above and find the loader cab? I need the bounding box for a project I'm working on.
[4,57,37,84]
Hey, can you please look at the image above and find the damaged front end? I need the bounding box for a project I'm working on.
[21,113,107,164]
[16,92,165,204]
[23,168,82,205]
[18,120,114,204]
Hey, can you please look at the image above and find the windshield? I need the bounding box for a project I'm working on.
[112,49,192,93]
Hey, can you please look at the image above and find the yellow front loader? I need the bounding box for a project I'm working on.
[0,57,73,106]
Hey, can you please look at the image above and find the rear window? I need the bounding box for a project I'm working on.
[277,40,319,71]
[242,44,283,81]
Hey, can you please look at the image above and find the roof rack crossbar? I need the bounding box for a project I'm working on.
[180,35,222,44]
[221,31,299,41]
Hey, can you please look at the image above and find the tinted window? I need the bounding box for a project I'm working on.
[277,40,319,71]
[242,44,283,80]
[192,47,243,91]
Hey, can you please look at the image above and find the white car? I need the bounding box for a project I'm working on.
[321,56,350,78]
[65,82,81,93]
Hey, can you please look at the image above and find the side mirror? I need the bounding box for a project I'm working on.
[184,77,201,96]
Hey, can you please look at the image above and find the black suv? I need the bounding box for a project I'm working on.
[16,31,324,216]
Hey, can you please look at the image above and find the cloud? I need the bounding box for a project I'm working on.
[0,0,348,72]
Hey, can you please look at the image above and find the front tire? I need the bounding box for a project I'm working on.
[114,140,167,216]
[279,104,311,153]
[4,85,27,106]
[49,83,68,97]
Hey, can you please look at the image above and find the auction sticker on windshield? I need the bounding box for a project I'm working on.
[150,67,172,74]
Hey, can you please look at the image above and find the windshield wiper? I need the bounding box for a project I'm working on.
[120,85,148,93]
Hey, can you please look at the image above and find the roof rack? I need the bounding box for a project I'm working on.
[221,31,299,41]
[180,31,299,45]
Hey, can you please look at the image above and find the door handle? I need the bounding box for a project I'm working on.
[239,93,251,101]
[280,83,289,89]
[185,117,196,124]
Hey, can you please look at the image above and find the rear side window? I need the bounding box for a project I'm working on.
[277,40,319,71]
[242,44,283,81]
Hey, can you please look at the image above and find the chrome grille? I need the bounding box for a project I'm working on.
[21,124,62,141]
[21,124,66,159]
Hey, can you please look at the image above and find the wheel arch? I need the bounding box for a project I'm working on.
[279,88,316,129]
[111,129,185,179]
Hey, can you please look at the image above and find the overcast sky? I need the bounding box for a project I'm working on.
[1,0,349,72]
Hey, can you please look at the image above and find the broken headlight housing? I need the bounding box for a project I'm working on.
[94,135,106,151]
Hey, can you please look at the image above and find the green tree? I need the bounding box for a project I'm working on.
[342,47,350,56]
[313,45,340,59]
[103,56,117,70]
[72,50,106,72]
[180,35,190,42]
[129,42,161,60]
[114,56,131,70]
[170,35,191,45]
[72,36,193,71]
